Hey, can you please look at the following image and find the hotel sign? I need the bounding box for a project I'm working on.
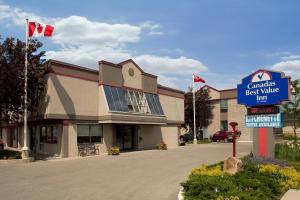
[245,113,282,128]
[237,70,290,107]
[247,106,279,115]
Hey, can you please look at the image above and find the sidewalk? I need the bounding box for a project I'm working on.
[281,190,300,200]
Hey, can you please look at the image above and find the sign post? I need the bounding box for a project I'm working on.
[237,69,290,158]
[229,122,238,157]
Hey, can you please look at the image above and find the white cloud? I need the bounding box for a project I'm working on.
[133,54,207,74]
[139,21,163,36]
[0,4,57,25]
[271,59,300,80]
[0,3,208,89]
[53,16,141,48]
[157,75,180,89]
[46,46,131,68]
[281,55,300,61]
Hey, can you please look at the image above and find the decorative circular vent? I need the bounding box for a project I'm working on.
[128,68,134,76]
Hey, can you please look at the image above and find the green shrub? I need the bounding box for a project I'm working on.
[107,146,120,155]
[157,141,167,150]
[276,142,300,162]
[282,134,300,141]
[0,149,22,159]
[182,163,291,200]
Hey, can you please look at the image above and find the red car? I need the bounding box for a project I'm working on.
[211,131,241,142]
[0,139,4,150]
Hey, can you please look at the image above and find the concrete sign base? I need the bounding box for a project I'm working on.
[252,127,275,158]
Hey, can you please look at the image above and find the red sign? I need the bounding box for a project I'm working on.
[247,106,279,115]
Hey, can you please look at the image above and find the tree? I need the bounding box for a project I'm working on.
[0,37,48,123]
[282,80,300,141]
[184,88,214,138]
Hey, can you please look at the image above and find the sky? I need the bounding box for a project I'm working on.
[1,0,300,91]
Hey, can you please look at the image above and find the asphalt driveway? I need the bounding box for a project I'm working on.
[0,142,251,200]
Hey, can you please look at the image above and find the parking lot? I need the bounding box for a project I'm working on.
[0,142,251,200]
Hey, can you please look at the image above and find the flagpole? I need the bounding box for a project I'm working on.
[22,18,29,158]
[193,74,197,144]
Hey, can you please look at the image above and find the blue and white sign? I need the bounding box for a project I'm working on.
[237,69,290,106]
[245,113,282,128]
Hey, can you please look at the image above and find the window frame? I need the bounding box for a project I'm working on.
[39,125,58,144]
[77,124,103,144]
[220,99,228,113]
[220,120,228,131]
[103,85,164,116]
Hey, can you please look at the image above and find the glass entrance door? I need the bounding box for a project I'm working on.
[116,125,135,150]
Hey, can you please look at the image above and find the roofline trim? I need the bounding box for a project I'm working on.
[118,59,158,78]
[47,59,99,74]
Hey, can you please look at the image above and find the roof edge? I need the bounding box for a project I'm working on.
[98,60,122,68]
[47,59,99,74]
[157,84,185,94]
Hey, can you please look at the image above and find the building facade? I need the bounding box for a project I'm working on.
[203,85,252,142]
[0,59,184,158]
[204,84,300,141]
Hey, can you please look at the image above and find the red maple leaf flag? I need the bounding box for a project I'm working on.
[193,75,205,83]
[28,22,54,37]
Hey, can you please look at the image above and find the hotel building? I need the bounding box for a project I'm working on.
[0,59,184,158]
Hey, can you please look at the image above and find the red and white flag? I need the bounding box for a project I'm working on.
[28,22,54,37]
[193,75,205,83]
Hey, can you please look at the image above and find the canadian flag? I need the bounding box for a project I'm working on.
[28,22,54,37]
[193,75,205,83]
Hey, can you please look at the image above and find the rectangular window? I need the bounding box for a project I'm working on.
[77,124,103,144]
[220,100,228,113]
[220,120,228,131]
[145,93,164,115]
[40,125,58,144]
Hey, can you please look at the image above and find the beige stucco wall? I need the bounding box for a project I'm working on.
[208,101,221,135]
[159,94,184,122]
[46,74,99,118]
[137,125,179,150]
[67,123,78,157]
[99,63,123,87]
[227,99,252,141]
[161,125,180,148]
[121,62,142,89]
[208,88,220,100]
[99,86,110,116]
[138,125,163,150]
[142,75,157,94]
[64,123,113,156]
[99,124,113,153]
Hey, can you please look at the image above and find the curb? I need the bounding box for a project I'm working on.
[178,187,184,200]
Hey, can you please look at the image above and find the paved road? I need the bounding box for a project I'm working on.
[0,142,251,200]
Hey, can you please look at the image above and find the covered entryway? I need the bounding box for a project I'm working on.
[115,125,136,151]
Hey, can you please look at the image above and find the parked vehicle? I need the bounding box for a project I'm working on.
[179,131,203,145]
[0,139,4,151]
[210,130,241,143]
